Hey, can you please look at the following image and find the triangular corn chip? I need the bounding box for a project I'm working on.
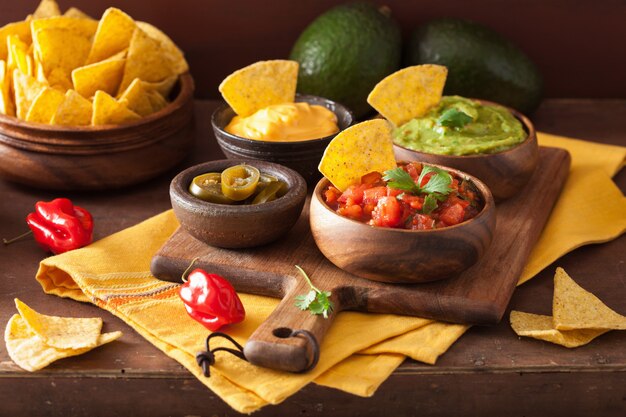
[136,21,188,76]
[14,299,102,349]
[0,21,32,61]
[51,89,92,126]
[118,28,180,94]
[32,27,92,81]
[92,90,141,126]
[218,60,298,117]
[319,119,396,191]
[45,67,73,91]
[32,0,61,19]
[86,8,136,64]
[118,77,168,116]
[147,89,168,113]
[5,314,122,372]
[367,64,448,126]
[31,16,98,39]
[510,311,608,348]
[63,7,94,20]
[25,86,64,123]
[141,75,178,98]
[13,69,47,119]
[7,35,31,75]
[553,267,626,330]
[72,53,126,98]
[0,60,15,116]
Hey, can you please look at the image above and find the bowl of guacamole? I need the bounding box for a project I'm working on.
[393,96,538,201]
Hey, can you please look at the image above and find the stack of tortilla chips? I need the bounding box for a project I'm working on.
[0,0,188,126]
[510,267,626,347]
[5,299,121,371]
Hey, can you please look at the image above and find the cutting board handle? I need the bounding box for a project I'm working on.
[243,277,337,373]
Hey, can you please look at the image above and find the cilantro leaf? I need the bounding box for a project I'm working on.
[437,108,473,129]
[294,266,334,319]
[418,166,452,196]
[422,194,439,214]
[382,168,419,194]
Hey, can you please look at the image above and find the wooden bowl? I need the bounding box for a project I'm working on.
[310,165,496,284]
[0,73,195,191]
[393,100,539,201]
[211,94,354,184]
[170,159,307,249]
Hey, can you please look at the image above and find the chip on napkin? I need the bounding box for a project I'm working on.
[367,64,448,126]
[510,267,625,347]
[318,119,396,191]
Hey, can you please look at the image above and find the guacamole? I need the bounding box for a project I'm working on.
[393,96,526,155]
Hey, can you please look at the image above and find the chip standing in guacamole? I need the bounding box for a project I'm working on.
[393,96,526,155]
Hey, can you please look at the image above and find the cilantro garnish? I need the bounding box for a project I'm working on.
[383,165,452,214]
[294,266,333,319]
[437,108,473,129]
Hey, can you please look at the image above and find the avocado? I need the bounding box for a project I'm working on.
[407,18,543,115]
[290,2,401,119]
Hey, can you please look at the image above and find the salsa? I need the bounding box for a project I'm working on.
[393,96,526,155]
[323,162,483,230]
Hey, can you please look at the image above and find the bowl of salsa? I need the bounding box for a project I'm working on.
[392,96,538,201]
[310,161,496,284]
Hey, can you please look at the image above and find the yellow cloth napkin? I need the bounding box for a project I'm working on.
[35,133,626,413]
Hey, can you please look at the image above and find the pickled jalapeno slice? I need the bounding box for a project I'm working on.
[189,173,235,204]
[221,165,261,201]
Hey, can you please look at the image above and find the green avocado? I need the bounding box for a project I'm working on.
[289,2,401,119]
[406,18,543,115]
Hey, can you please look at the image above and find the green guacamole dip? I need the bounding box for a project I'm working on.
[393,96,526,155]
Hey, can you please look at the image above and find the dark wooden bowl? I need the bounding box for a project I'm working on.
[170,159,307,249]
[211,94,354,184]
[0,73,195,191]
[310,164,496,284]
[393,100,539,201]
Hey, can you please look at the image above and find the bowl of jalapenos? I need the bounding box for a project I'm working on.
[170,159,307,248]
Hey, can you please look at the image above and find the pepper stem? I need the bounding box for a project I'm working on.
[3,230,33,246]
[181,257,200,283]
[295,265,321,294]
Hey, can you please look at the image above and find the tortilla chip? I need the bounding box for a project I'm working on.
[72,54,126,98]
[141,75,178,99]
[31,16,98,39]
[147,89,168,113]
[553,267,626,330]
[51,89,92,126]
[118,77,169,116]
[219,60,298,117]
[32,27,92,81]
[367,64,448,126]
[510,311,608,348]
[44,66,72,91]
[64,7,94,20]
[136,21,188,76]
[5,314,122,372]
[25,86,64,123]
[14,299,102,349]
[32,0,61,19]
[86,8,136,65]
[13,69,47,119]
[0,21,32,61]
[0,60,15,116]
[319,119,396,191]
[92,90,141,126]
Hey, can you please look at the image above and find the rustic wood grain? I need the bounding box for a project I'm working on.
[0,99,623,416]
[151,147,569,372]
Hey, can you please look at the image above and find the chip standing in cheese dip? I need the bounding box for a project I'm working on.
[225,101,339,142]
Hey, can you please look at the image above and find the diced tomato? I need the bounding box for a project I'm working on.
[440,203,465,225]
[338,204,363,220]
[386,187,403,198]
[413,214,435,230]
[405,162,421,181]
[338,184,368,205]
[419,172,434,188]
[324,187,341,205]
[361,171,383,185]
[370,196,402,228]
[363,186,387,204]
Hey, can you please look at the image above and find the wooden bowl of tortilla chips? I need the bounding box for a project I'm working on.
[0,2,194,190]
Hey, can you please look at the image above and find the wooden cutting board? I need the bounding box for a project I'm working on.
[151,147,570,373]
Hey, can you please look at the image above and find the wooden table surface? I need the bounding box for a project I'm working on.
[0,99,624,417]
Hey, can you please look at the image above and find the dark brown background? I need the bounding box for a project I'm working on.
[4,0,626,100]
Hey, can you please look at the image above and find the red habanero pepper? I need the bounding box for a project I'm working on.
[179,269,245,331]
[26,198,93,254]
